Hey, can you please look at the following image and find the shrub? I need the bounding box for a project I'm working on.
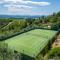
[48,47,60,58]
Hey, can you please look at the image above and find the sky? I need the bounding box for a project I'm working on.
[0,0,60,15]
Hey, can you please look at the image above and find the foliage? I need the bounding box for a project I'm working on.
[0,11,60,40]
[0,42,21,60]
[47,47,60,59]
[0,11,60,60]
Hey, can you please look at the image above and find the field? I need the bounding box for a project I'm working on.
[4,29,57,57]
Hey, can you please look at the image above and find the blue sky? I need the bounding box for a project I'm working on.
[0,0,60,15]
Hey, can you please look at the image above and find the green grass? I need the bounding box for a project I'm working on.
[4,29,57,57]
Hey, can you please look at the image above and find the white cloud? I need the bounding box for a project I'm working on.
[19,1,50,6]
[0,0,4,4]
[7,5,33,15]
[4,4,32,9]
[0,0,50,6]
[3,0,31,3]
[30,1,50,6]
[0,0,51,15]
[5,0,22,3]
[4,3,32,14]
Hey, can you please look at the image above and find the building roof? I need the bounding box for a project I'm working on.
[5,29,58,58]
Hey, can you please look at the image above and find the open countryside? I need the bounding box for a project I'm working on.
[0,11,60,60]
[0,0,60,60]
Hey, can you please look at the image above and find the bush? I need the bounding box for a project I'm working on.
[48,47,60,58]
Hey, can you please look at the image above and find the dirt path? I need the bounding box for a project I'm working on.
[52,34,60,48]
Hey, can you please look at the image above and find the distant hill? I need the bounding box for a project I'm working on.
[0,15,40,18]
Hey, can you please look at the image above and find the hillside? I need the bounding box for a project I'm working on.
[0,12,60,40]
[0,11,60,60]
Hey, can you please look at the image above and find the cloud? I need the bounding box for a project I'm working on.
[0,0,50,10]
[4,4,32,9]
[0,0,51,15]
[6,5,33,15]
[0,0,50,6]
[29,1,50,6]
[5,0,22,3]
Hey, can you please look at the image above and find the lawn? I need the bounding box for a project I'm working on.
[4,29,57,57]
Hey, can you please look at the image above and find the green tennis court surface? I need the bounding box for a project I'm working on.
[5,29,58,57]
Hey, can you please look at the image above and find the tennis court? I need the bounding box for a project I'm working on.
[5,29,57,57]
